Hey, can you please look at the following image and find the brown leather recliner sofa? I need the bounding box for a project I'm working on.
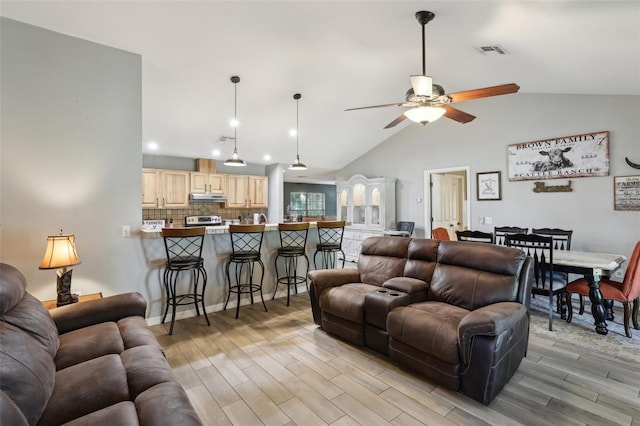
[308,236,533,405]
[0,263,202,426]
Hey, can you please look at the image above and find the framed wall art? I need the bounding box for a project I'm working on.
[508,130,609,181]
[614,175,640,211]
[477,171,501,201]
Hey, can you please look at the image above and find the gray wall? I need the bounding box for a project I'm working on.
[1,18,143,301]
[339,93,640,263]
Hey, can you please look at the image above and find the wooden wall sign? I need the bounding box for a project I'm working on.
[533,180,573,193]
[614,175,640,211]
[508,131,609,181]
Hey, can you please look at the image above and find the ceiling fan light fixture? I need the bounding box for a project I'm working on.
[224,75,247,167]
[288,93,307,171]
[404,105,446,125]
[410,75,433,98]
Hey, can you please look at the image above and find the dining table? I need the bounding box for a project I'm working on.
[552,250,627,335]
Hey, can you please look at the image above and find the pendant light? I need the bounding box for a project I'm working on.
[224,76,246,167]
[289,93,307,170]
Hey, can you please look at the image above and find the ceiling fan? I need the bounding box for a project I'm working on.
[345,11,520,129]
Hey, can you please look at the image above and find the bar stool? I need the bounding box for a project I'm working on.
[273,222,310,306]
[224,224,266,318]
[161,227,210,335]
[313,220,346,269]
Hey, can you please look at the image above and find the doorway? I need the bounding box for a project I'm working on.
[424,166,470,240]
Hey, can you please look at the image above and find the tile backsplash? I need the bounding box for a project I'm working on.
[142,205,268,226]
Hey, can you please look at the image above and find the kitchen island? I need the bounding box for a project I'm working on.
[139,223,329,324]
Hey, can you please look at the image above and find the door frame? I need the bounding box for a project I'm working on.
[424,166,471,238]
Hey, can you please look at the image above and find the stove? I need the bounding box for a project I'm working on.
[184,215,222,227]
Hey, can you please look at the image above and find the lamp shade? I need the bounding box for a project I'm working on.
[39,234,80,269]
[404,105,446,125]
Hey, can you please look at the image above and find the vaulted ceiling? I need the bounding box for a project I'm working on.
[2,1,639,182]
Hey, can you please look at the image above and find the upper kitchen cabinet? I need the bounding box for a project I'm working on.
[225,174,268,208]
[142,168,189,208]
[190,172,226,194]
[337,174,396,262]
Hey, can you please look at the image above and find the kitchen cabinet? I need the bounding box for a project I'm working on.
[225,174,268,208]
[190,172,225,194]
[337,174,396,262]
[142,168,189,208]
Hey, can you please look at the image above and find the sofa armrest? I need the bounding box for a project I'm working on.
[382,277,428,295]
[457,302,527,365]
[51,292,147,335]
[307,269,361,325]
[307,269,361,298]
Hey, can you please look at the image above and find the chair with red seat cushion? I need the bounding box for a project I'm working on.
[565,241,640,338]
[431,227,450,240]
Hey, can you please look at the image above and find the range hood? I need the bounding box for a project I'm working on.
[189,193,227,203]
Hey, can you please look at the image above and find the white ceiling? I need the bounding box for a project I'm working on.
[2,1,639,183]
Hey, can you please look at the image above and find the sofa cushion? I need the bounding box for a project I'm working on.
[62,401,138,426]
[387,302,469,365]
[121,345,176,399]
[40,354,130,425]
[135,382,203,426]
[0,322,55,425]
[55,322,125,370]
[0,264,59,358]
[319,283,380,324]
[429,241,526,310]
[1,391,28,426]
[358,237,409,286]
[403,238,439,283]
[119,317,163,350]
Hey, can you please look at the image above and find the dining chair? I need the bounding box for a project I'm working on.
[432,227,450,240]
[532,227,573,313]
[493,226,528,246]
[506,233,564,331]
[455,230,494,244]
[396,221,415,237]
[565,241,640,338]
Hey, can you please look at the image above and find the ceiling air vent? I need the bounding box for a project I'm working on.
[217,135,236,143]
[476,45,508,55]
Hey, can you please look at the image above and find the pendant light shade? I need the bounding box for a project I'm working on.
[224,76,246,167]
[289,93,307,170]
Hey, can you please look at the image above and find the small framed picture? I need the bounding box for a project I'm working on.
[477,171,502,201]
[614,175,640,211]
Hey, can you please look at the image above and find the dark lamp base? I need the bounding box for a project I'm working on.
[56,269,79,307]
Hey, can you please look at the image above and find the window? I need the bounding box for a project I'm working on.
[290,192,325,217]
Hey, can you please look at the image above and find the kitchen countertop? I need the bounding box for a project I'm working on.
[140,222,320,238]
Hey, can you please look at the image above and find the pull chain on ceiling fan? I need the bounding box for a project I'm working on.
[345,11,520,129]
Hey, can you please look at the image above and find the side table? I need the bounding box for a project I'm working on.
[42,292,103,310]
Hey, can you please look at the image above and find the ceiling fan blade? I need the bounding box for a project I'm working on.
[384,114,407,129]
[410,75,432,97]
[345,102,403,111]
[444,106,476,123]
[446,83,520,103]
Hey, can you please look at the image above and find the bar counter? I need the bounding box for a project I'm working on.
[139,223,326,323]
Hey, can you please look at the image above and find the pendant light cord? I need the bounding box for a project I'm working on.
[234,79,238,151]
[296,96,299,156]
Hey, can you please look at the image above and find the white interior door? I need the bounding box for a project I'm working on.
[424,167,470,239]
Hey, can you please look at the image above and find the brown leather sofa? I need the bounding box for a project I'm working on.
[308,236,533,405]
[0,263,202,426]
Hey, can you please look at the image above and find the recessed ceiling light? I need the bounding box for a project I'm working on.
[212,149,221,157]
[230,118,238,127]
[147,141,158,150]
[263,154,272,161]
[289,129,297,137]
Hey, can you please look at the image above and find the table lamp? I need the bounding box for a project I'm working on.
[39,231,81,307]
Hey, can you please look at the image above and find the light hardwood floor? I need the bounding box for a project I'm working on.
[150,294,640,426]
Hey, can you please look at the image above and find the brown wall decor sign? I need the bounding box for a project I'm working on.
[508,130,609,181]
[614,175,640,211]
[532,180,573,193]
